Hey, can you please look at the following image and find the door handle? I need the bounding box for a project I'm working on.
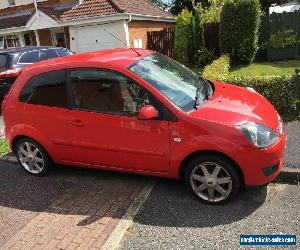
[70,120,85,127]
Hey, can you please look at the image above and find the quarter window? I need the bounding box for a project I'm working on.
[19,70,67,108]
[69,69,159,116]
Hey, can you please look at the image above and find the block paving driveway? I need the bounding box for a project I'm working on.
[0,162,146,249]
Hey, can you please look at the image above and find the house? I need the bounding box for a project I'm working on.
[0,0,175,52]
[269,2,300,14]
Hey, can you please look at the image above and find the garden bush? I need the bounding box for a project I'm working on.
[202,57,298,116]
[269,29,296,48]
[202,54,230,80]
[175,9,194,64]
[220,0,261,64]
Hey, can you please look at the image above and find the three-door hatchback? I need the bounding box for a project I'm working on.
[2,49,286,204]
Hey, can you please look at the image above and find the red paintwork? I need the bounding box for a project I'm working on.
[2,49,286,186]
[138,105,158,120]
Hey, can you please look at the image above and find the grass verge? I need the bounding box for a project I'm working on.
[0,139,10,156]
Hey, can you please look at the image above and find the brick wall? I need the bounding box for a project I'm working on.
[128,20,175,49]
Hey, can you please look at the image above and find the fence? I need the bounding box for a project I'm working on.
[203,22,220,56]
[260,11,300,61]
[147,23,220,59]
[147,27,175,58]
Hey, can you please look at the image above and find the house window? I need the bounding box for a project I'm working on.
[51,29,66,48]
[6,35,20,48]
[23,33,33,46]
[0,36,4,49]
[7,0,16,7]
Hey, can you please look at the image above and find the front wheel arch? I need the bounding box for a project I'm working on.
[179,150,245,188]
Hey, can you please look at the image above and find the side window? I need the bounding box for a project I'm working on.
[19,70,67,108]
[69,69,161,116]
[58,49,73,57]
[39,49,59,60]
[18,51,39,64]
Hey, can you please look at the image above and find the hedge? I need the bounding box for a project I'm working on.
[202,54,230,80]
[175,9,194,64]
[220,0,261,64]
[202,56,298,116]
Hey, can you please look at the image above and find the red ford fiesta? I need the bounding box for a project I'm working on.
[2,49,286,204]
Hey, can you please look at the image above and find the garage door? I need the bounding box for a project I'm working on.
[76,23,121,52]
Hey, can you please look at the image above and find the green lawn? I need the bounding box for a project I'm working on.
[229,60,300,77]
[0,139,10,156]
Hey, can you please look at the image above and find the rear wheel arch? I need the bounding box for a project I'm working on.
[179,150,245,187]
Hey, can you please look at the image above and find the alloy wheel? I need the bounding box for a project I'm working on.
[17,142,45,174]
[190,162,233,203]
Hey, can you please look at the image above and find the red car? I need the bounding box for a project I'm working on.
[2,49,286,204]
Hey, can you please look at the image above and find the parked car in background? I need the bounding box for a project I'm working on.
[2,49,286,204]
[0,46,72,104]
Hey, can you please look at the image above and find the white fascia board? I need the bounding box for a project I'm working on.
[129,14,175,23]
[0,27,27,35]
[58,13,175,26]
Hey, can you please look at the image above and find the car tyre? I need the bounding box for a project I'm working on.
[184,154,241,205]
[15,138,52,177]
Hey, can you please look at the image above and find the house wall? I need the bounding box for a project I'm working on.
[128,20,175,49]
[0,0,47,9]
[0,0,76,10]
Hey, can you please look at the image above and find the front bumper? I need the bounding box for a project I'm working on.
[236,130,286,186]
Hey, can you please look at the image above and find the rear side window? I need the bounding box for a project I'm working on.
[58,49,72,57]
[19,70,67,108]
[0,54,7,70]
[39,49,59,60]
[18,51,39,64]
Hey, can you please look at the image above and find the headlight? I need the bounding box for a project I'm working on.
[238,122,279,148]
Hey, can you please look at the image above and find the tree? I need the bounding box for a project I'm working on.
[170,0,209,15]
[220,0,261,64]
[174,9,194,64]
[194,11,205,54]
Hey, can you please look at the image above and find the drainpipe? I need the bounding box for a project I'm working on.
[33,0,40,46]
[125,14,132,47]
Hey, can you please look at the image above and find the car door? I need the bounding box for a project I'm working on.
[67,68,171,173]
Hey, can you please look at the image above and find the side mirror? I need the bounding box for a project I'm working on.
[138,105,158,120]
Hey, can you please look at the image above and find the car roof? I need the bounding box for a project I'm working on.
[0,46,64,54]
[22,48,154,72]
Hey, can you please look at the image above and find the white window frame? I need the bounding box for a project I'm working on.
[0,36,4,50]
[23,32,33,47]
[5,34,21,48]
[6,0,16,7]
[51,28,67,47]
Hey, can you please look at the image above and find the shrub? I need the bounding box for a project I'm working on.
[202,57,298,116]
[175,9,194,64]
[194,11,205,57]
[220,0,261,64]
[202,54,230,80]
[197,47,215,67]
[269,29,296,49]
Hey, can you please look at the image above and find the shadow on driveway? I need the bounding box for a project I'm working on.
[0,162,266,230]
[133,179,267,228]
